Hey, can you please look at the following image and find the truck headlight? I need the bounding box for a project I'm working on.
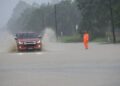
[18,41,23,44]
[37,40,41,43]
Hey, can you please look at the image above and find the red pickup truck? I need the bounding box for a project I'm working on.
[15,32,42,51]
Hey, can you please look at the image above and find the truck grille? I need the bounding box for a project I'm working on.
[24,41,36,45]
[26,44,35,47]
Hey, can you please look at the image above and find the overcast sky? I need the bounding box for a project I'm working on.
[0,0,55,28]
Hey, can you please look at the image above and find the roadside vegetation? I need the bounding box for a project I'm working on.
[7,0,120,43]
[60,34,82,43]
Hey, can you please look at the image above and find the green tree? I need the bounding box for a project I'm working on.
[76,0,120,40]
[8,0,81,36]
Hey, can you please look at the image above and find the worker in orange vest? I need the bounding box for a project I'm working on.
[83,32,89,49]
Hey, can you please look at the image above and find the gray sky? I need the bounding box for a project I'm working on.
[0,0,54,28]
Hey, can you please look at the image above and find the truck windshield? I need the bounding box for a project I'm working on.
[16,33,38,39]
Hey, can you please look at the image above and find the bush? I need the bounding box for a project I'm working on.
[60,34,82,43]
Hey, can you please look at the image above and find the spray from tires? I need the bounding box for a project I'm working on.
[42,28,57,43]
[42,28,62,51]
[0,30,16,53]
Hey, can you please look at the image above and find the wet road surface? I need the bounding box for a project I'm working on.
[0,43,120,86]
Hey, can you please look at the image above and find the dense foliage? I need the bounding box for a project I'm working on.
[76,0,120,39]
[7,0,80,36]
[7,0,120,42]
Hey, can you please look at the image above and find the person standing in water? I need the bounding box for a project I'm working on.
[83,31,89,49]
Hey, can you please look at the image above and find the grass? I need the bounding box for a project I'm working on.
[59,34,82,43]
[93,38,107,42]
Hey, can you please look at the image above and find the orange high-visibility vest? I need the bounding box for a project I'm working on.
[83,33,89,42]
[83,33,89,49]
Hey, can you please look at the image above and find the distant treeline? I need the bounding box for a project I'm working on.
[7,0,80,36]
[76,0,120,40]
[7,0,120,41]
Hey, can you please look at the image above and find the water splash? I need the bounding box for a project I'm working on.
[42,28,59,51]
[42,28,57,43]
[0,30,16,53]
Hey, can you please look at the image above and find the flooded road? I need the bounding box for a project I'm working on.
[0,43,120,86]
